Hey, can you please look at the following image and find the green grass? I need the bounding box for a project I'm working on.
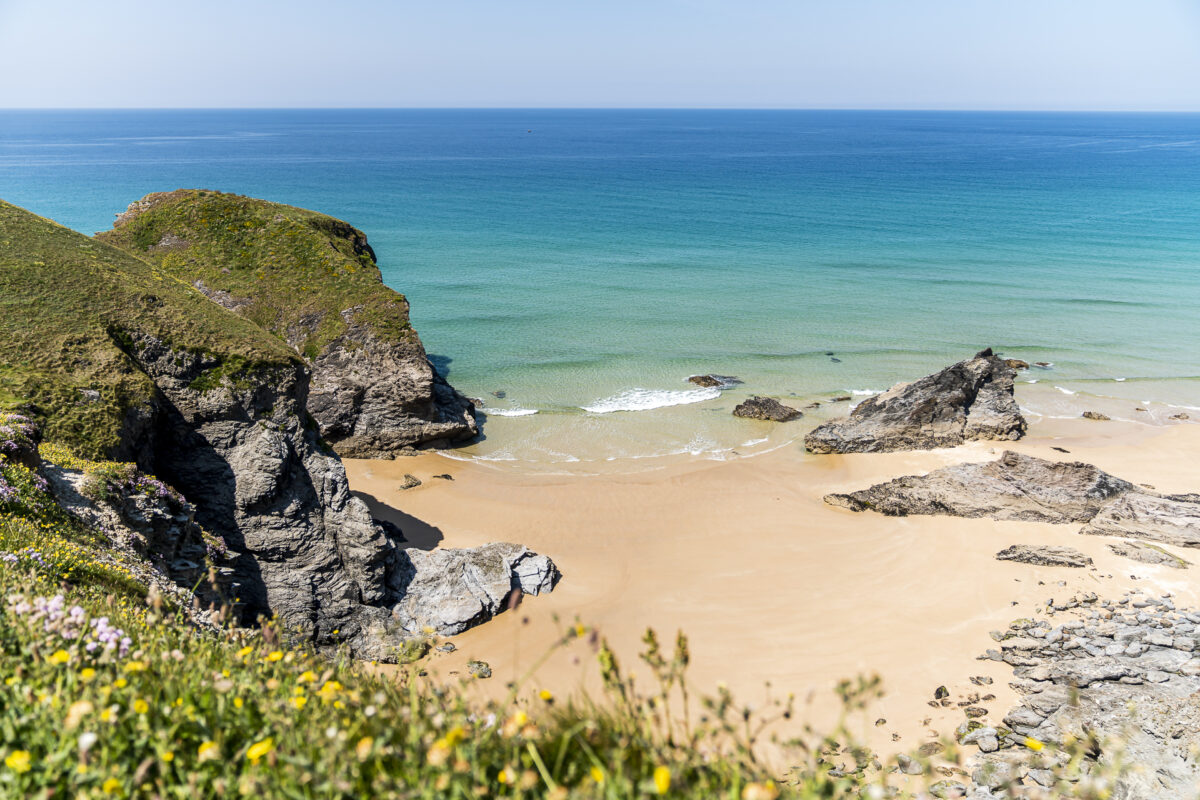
[97,190,418,360]
[0,199,299,460]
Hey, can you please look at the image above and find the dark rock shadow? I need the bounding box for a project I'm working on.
[353,490,444,551]
[427,353,453,379]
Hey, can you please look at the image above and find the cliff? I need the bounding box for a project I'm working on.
[97,189,477,458]
[0,199,554,659]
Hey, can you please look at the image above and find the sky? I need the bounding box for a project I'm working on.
[2,0,1200,110]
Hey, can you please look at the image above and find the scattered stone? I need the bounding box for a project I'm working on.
[432,474,454,481]
[875,718,886,726]
[732,396,803,422]
[467,660,492,679]
[1034,362,1052,368]
[896,753,924,775]
[687,374,741,388]
[399,474,422,490]
[995,545,1093,568]
[435,643,456,653]
[491,390,506,399]
[1082,410,1111,421]
[928,779,967,798]
[1004,359,1030,370]
[1051,446,1070,453]
[805,402,821,409]
[969,676,994,686]
[963,706,988,719]
[1107,541,1190,570]
[935,685,950,700]
[831,395,852,402]
[805,349,1026,453]
[918,742,945,756]
[1171,413,1190,421]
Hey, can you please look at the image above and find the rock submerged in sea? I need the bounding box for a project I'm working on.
[826,450,1200,549]
[804,348,1026,454]
[732,396,802,422]
[687,374,741,388]
[1082,410,1111,421]
[995,544,1093,568]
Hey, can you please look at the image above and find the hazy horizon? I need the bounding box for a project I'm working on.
[2,0,1200,111]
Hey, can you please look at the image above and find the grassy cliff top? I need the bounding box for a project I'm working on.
[0,199,298,458]
[97,190,417,360]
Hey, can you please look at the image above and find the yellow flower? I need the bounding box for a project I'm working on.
[197,741,219,761]
[443,725,465,747]
[237,646,254,659]
[5,750,31,774]
[355,736,373,761]
[100,707,118,723]
[317,680,343,699]
[102,777,121,794]
[48,649,70,665]
[113,678,127,689]
[573,623,586,638]
[265,651,283,663]
[234,697,244,709]
[498,767,514,785]
[162,751,174,763]
[654,765,671,795]
[1024,736,1044,752]
[80,668,96,682]
[246,737,274,764]
[590,766,605,784]
[123,661,146,673]
[290,696,307,710]
[539,689,553,701]
[132,699,149,714]
[298,670,317,683]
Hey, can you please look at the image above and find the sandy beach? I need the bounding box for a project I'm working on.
[346,407,1200,757]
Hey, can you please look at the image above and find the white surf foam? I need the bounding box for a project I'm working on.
[484,407,539,417]
[850,389,883,396]
[1055,386,1076,395]
[581,387,720,414]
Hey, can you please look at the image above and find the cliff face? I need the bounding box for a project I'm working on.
[98,190,477,458]
[0,199,557,660]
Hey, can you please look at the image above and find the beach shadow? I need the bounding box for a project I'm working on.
[354,490,444,551]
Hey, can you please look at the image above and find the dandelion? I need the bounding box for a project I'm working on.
[132,699,149,714]
[290,696,307,710]
[297,670,317,683]
[5,750,31,774]
[80,668,96,682]
[234,697,244,708]
[197,741,219,761]
[355,737,373,761]
[102,777,121,794]
[48,649,70,665]
[246,737,274,764]
[497,767,515,785]
[654,765,671,795]
[265,651,283,663]
[237,646,254,659]
[539,689,553,701]
[590,766,605,784]
[123,660,146,673]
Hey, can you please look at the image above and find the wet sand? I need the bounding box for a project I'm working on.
[345,413,1200,758]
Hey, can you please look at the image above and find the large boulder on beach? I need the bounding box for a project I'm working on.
[825,451,1200,548]
[804,348,1026,453]
[995,544,1092,568]
[732,396,802,422]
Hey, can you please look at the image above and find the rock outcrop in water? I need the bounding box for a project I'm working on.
[804,349,1026,454]
[732,396,802,422]
[825,450,1200,549]
[99,190,478,458]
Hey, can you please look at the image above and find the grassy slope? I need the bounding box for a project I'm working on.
[0,199,298,459]
[97,190,417,361]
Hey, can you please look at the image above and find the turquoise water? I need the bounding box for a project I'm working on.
[3,110,1200,462]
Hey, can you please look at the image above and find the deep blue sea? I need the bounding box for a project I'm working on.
[3,110,1200,463]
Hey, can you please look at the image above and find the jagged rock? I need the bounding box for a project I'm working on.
[467,660,492,679]
[831,395,852,402]
[995,545,1093,568]
[1170,413,1190,421]
[101,191,479,458]
[732,396,802,422]
[1082,411,1110,421]
[1107,541,1190,569]
[399,474,422,490]
[826,451,1200,549]
[804,349,1026,454]
[687,374,741,388]
[389,543,561,637]
[1004,359,1030,370]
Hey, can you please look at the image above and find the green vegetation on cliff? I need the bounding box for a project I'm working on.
[0,199,298,459]
[97,190,417,361]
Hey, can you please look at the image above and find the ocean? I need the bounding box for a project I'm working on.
[3,109,1200,465]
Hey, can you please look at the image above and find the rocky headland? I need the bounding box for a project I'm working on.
[0,197,556,661]
[98,190,478,458]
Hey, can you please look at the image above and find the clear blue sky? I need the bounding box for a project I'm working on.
[2,0,1199,109]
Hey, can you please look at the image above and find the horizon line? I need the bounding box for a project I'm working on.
[4,106,1200,114]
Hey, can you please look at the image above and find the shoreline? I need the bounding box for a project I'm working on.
[346,399,1200,758]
